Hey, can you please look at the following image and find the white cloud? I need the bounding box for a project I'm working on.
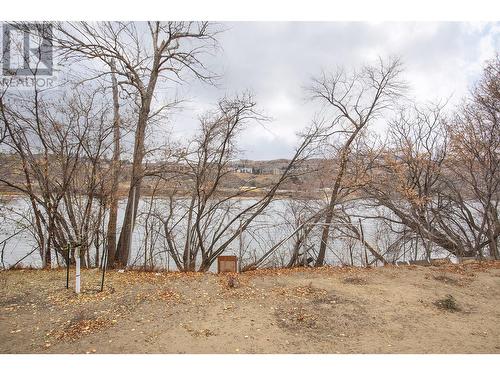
[170,22,500,159]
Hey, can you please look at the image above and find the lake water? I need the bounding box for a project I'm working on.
[0,195,452,270]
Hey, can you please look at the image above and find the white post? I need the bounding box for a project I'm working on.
[127,185,136,267]
[238,218,243,273]
[75,248,81,294]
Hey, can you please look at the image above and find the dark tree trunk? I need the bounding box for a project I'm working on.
[115,106,149,267]
[315,128,360,266]
[106,60,121,268]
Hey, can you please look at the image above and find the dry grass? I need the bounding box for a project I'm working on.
[1,262,499,354]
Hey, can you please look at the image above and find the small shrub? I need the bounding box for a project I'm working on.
[434,294,460,312]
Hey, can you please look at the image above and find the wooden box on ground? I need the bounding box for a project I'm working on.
[217,255,238,273]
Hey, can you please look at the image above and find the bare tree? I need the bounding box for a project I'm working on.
[53,21,220,267]
[0,80,114,267]
[308,57,406,266]
[446,55,500,258]
[364,86,498,260]
[137,94,320,271]
[104,59,122,267]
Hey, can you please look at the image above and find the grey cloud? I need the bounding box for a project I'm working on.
[170,22,500,160]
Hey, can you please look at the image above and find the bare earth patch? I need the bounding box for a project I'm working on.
[0,261,499,354]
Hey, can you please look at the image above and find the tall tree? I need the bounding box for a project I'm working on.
[308,57,405,266]
[105,59,121,267]
[54,22,220,266]
[446,55,500,258]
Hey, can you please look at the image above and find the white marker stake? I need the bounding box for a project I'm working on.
[75,249,81,294]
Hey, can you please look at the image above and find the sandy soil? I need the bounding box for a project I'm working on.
[1,262,499,354]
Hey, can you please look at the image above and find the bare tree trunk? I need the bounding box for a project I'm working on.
[315,129,360,266]
[316,202,335,266]
[115,66,159,267]
[311,58,404,266]
[106,60,121,267]
[44,243,51,268]
[116,182,140,267]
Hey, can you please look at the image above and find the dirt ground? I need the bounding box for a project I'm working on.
[1,262,499,354]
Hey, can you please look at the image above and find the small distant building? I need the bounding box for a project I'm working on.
[236,166,253,174]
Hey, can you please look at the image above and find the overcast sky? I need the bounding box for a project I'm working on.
[169,22,500,160]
